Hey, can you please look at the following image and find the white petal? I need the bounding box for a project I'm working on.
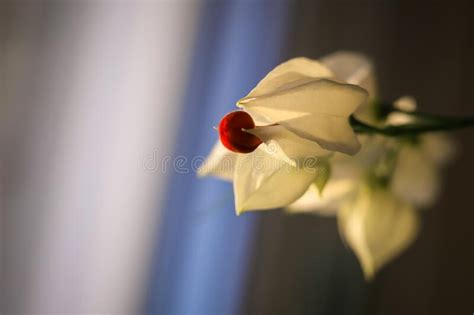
[320,51,377,97]
[421,133,456,166]
[391,144,440,207]
[393,96,417,112]
[245,57,333,98]
[387,96,418,125]
[197,141,238,181]
[286,185,325,212]
[239,79,367,155]
[246,125,330,166]
[287,178,358,216]
[386,112,415,125]
[338,187,419,280]
[240,79,365,116]
[233,148,319,214]
[288,135,391,215]
[391,133,455,207]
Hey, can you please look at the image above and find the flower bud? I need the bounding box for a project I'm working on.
[218,111,262,153]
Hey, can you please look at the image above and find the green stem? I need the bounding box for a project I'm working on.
[378,102,464,123]
[350,115,474,137]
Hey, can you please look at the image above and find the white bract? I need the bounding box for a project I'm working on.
[338,185,419,280]
[198,56,368,214]
[287,53,455,279]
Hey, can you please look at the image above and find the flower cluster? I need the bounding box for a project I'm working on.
[198,52,455,279]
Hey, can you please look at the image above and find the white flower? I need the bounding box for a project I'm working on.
[198,57,368,214]
[287,76,454,279]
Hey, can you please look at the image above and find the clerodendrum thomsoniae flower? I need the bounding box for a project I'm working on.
[198,51,456,279]
[199,55,368,213]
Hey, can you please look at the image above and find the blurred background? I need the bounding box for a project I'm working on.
[1,1,473,314]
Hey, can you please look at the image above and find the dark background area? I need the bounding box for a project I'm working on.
[243,1,474,314]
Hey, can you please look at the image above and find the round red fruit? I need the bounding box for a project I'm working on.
[218,111,262,153]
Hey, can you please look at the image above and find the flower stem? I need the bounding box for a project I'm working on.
[350,115,474,137]
[378,102,467,123]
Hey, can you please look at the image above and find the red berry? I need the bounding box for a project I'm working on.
[218,111,262,153]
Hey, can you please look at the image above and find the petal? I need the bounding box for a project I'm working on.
[421,133,456,166]
[286,185,324,212]
[338,187,419,280]
[245,57,333,98]
[386,112,415,125]
[286,178,358,216]
[391,133,455,207]
[287,135,388,215]
[246,124,330,166]
[233,148,319,214]
[391,144,440,207]
[239,79,367,155]
[321,51,378,124]
[387,96,418,125]
[321,51,377,97]
[197,141,238,181]
[393,95,417,112]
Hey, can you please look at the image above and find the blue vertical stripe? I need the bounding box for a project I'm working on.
[146,1,291,314]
